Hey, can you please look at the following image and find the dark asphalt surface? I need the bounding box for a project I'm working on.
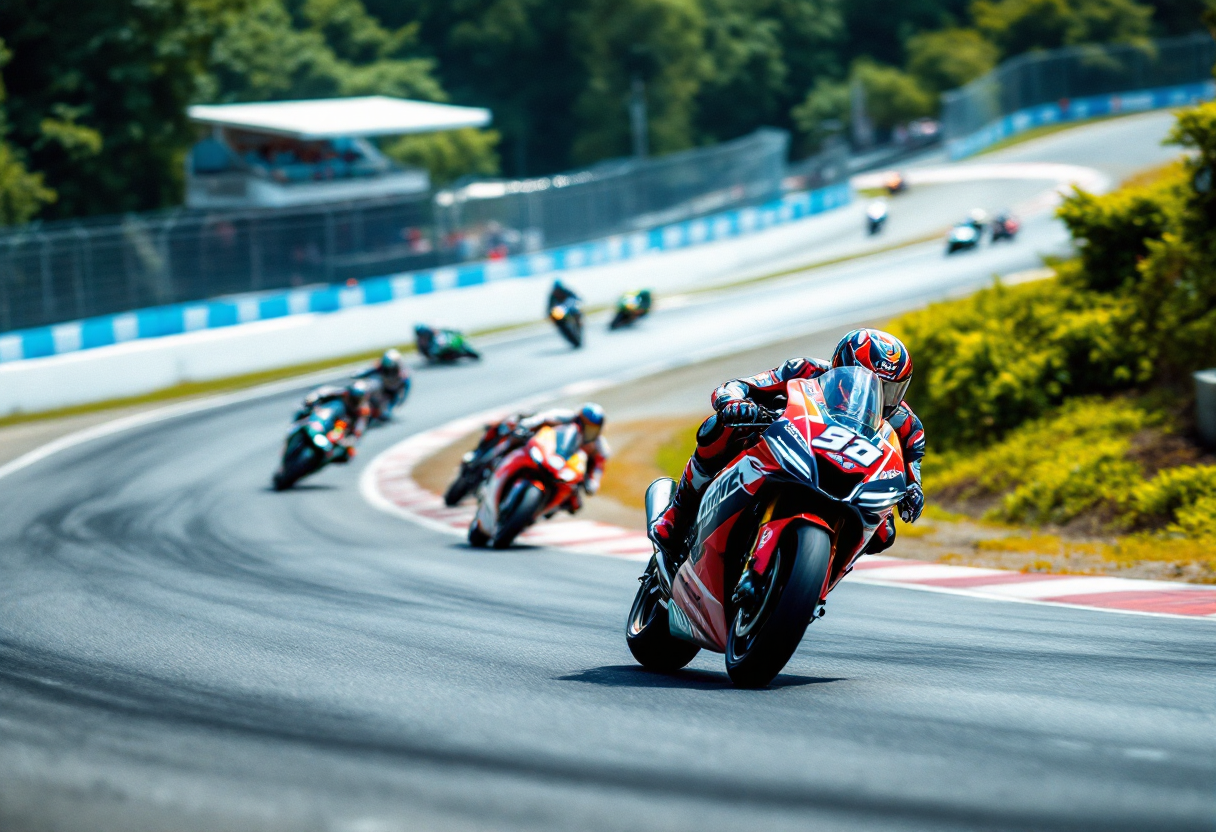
[1,114,1213,832]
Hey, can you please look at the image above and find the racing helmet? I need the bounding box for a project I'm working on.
[576,402,605,442]
[378,348,403,374]
[831,329,913,418]
[347,379,373,404]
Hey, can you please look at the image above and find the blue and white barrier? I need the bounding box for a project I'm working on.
[0,183,851,364]
[947,80,1216,160]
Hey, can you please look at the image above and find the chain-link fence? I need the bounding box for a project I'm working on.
[435,128,788,254]
[942,32,1216,140]
[0,128,789,335]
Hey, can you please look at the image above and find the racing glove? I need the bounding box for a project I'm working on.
[719,400,760,425]
[899,483,924,524]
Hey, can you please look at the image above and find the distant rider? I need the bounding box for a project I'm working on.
[492,403,609,512]
[355,348,411,419]
[293,380,373,462]
[648,328,926,589]
[415,324,478,361]
[548,279,580,311]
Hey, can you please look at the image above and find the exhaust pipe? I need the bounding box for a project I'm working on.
[645,477,675,525]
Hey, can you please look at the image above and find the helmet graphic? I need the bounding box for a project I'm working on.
[831,329,913,418]
[576,402,605,442]
[347,379,373,401]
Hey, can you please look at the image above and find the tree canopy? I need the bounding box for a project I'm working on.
[0,0,1209,223]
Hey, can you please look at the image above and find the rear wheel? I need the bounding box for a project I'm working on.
[492,480,544,549]
[725,524,831,688]
[626,558,701,672]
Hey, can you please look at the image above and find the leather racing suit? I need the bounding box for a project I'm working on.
[293,386,371,461]
[652,357,926,558]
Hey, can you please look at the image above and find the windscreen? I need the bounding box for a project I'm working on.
[818,367,884,438]
[552,424,581,459]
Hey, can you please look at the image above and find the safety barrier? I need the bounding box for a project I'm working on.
[0,182,850,364]
[946,79,1215,159]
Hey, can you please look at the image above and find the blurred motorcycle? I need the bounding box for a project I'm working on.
[415,325,480,363]
[609,289,652,330]
[468,423,589,548]
[272,402,352,490]
[866,200,888,235]
[945,221,981,254]
[990,212,1020,243]
[550,297,584,347]
[625,367,908,687]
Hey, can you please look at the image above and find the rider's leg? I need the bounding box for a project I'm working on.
[648,412,741,563]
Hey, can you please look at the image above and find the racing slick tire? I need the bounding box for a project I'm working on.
[558,316,583,348]
[272,438,317,491]
[725,523,831,688]
[491,480,544,549]
[467,520,490,548]
[626,557,701,672]
[444,471,476,506]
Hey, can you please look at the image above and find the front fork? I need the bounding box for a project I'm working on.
[739,498,836,601]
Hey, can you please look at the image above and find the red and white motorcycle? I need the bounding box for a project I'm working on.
[468,424,588,549]
[626,367,908,687]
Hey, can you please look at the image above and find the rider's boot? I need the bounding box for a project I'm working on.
[647,457,710,572]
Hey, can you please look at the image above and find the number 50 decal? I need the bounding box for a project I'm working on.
[810,425,882,466]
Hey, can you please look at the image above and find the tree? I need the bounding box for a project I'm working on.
[569,0,709,163]
[972,0,1154,55]
[0,38,54,225]
[854,60,936,130]
[204,0,444,102]
[906,27,999,94]
[0,0,240,219]
[695,0,842,144]
[382,126,500,185]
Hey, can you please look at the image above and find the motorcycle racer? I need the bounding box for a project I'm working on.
[548,279,580,310]
[292,380,373,462]
[355,349,411,420]
[649,329,926,578]
[489,403,609,512]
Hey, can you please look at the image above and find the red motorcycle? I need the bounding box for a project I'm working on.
[626,367,908,687]
[468,424,588,549]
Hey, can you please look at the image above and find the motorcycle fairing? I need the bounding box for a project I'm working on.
[668,376,907,652]
[472,426,587,536]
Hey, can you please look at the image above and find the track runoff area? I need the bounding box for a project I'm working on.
[0,111,1212,832]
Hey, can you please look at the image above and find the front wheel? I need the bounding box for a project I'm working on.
[444,468,477,506]
[491,480,544,548]
[626,558,701,672]
[725,524,832,688]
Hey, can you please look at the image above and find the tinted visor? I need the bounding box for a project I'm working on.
[881,378,910,418]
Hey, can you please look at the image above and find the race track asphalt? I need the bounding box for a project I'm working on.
[1,112,1212,832]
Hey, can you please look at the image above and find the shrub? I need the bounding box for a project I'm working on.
[925,398,1150,525]
[890,278,1145,448]
[1130,465,1216,527]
